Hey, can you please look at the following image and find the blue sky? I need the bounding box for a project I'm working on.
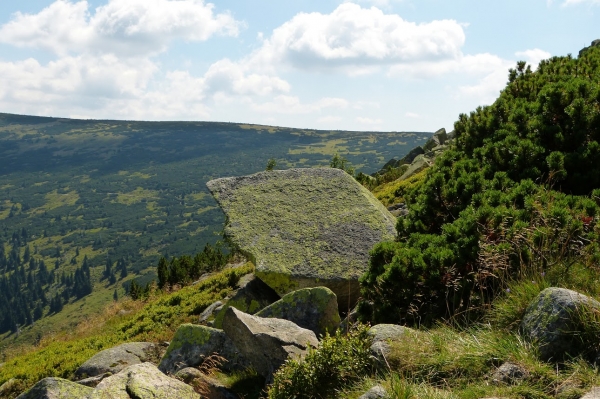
[0,1,597,132]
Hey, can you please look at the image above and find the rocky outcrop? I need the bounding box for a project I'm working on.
[158,324,248,374]
[207,168,397,309]
[75,342,158,378]
[255,287,340,337]
[358,385,387,399]
[222,307,318,381]
[368,324,410,366]
[212,273,280,328]
[579,39,600,57]
[88,362,200,399]
[15,377,92,399]
[520,287,600,361]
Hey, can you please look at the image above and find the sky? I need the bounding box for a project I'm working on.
[0,1,598,132]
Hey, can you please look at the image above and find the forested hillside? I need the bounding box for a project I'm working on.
[0,114,430,345]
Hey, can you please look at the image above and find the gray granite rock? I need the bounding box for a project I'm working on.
[491,362,528,385]
[75,342,158,378]
[358,385,387,399]
[16,377,92,399]
[368,324,410,366]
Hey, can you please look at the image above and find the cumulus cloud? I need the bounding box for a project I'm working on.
[0,0,241,56]
[515,49,552,68]
[248,3,465,73]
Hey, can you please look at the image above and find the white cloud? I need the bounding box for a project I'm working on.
[356,116,383,125]
[203,59,290,96]
[0,0,241,57]
[248,3,465,73]
[515,49,552,68]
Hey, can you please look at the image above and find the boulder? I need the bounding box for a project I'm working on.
[212,273,280,328]
[76,373,112,388]
[199,300,224,323]
[398,155,430,181]
[222,307,318,381]
[207,168,397,309]
[255,287,340,337]
[491,362,528,385]
[88,362,200,399]
[15,377,92,399]
[174,367,204,383]
[520,287,600,360]
[368,324,410,366]
[358,385,387,399]
[158,323,248,374]
[75,342,158,378]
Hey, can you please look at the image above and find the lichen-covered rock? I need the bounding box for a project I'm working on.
[491,362,528,385]
[368,324,410,365]
[158,323,248,374]
[174,367,204,384]
[520,287,600,361]
[16,377,92,399]
[75,342,158,378]
[255,287,340,337]
[212,273,280,328]
[199,300,224,323]
[88,362,200,399]
[206,168,396,309]
[358,385,387,399]
[76,373,112,388]
[581,387,600,399]
[222,307,318,381]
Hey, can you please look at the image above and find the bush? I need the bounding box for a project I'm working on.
[268,325,373,399]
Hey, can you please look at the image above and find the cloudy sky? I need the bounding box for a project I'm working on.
[0,1,597,131]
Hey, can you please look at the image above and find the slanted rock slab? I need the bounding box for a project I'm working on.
[75,342,158,378]
[206,168,396,309]
[158,323,248,374]
[520,287,600,361]
[255,286,340,337]
[222,307,318,381]
[16,377,92,399]
[88,362,200,399]
[212,273,280,328]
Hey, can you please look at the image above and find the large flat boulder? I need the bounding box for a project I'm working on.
[75,342,158,378]
[255,286,340,337]
[206,168,396,308]
[222,307,318,381]
[88,362,200,399]
[158,324,248,374]
[15,377,92,399]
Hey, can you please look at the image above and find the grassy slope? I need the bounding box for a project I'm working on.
[0,262,254,396]
[0,113,431,349]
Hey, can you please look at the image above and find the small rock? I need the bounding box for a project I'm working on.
[491,362,528,385]
[199,300,224,323]
[158,323,248,374]
[76,372,112,387]
[75,342,158,378]
[222,307,318,382]
[255,286,341,337]
[581,387,600,399]
[367,324,410,366]
[175,367,204,384]
[520,287,600,361]
[16,377,93,399]
[358,385,387,399]
[89,362,200,399]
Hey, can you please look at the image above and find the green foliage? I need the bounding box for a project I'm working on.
[265,158,277,171]
[268,325,373,399]
[360,45,600,326]
[0,262,254,396]
[330,153,355,176]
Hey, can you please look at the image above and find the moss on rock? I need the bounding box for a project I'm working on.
[207,168,396,308]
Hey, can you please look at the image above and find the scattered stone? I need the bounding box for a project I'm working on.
[222,307,318,381]
[89,362,200,399]
[368,324,410,366]
[581,386,600,399]
[207,168,397,309]
[199,300,224,323]
[158,323,248,374]
[491,362,528,385]
[358,385,387,399]
[15,377,93,399]
[212,274,280,328]
[255,287,340,337]
[76,373,112,388]
[174,367,204,384]
[192,374,239,399]
[520,287,600,361]
[75,342,158,378]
